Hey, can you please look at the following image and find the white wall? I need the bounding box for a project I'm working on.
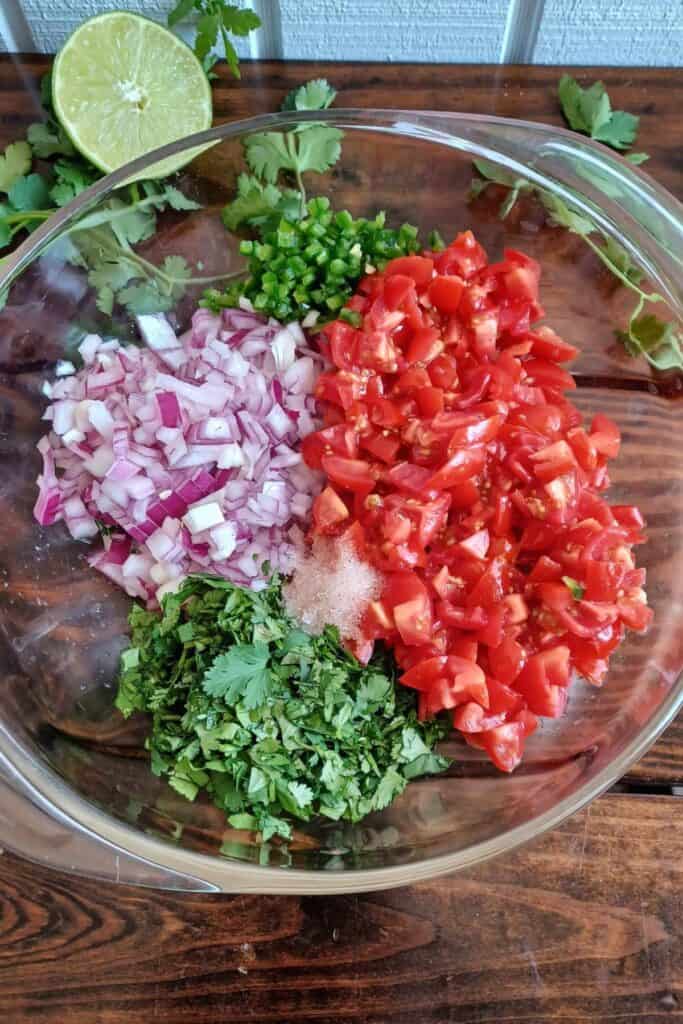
[2,0,682,65]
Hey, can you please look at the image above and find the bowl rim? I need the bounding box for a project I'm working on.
[1,107,681,892]
[1,108,682,312]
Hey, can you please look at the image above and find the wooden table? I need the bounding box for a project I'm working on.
[1,58,682,1023]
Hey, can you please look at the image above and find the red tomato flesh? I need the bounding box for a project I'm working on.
[307,229,651,772]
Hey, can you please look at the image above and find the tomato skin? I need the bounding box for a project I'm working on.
[428,275,465,313]
[386,462,438,497]
[322,455,376,496]
[489,638,526,685]
[523,358,577,393]
[385,255,434,285]
[477,720,531,773]
[308,229,650,775]
[590,414,621,457]
[406,327,443,365]
[417,386,445,417]
[302,424,358,469]
[427,447,486,490]
[527,326,579,363]
[361,432,402,465]
[384,273,416,310]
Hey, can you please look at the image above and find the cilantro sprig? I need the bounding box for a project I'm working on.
[66,182,239,315]
[167,0,261,78]
[116,575,450,842]
[225,78,342,223]
[212,79,421,321]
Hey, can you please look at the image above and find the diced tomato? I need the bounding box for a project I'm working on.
[396,366,432,394]
[527,326,579,363]
[384,273,416,310]
[417,386,445,417]
[301,424,358,469]
[489,638,526,685]
[590,414,621,458]
[321,455,376,495]
[307,228,650,775]
[361,432,402,465]
[429,353,459,389]
[458,528,490,561]
[394,594,433,646]
[312,486,349,533]
[476,719,531,773]
[427,447,486,490]
[438,230,488,278]
[401,656,448,691]
[384,255,434,285]
[386,462,437,497]
[523,358,577,392]
[428,275,465,314]
[369,396,406,429]
[406,327,443,365]
[529,440,576,482]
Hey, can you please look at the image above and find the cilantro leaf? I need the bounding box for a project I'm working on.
[221,5,260,36]
[49,158,98,207]
[540,192,595,237]
[282,79,337,112]
[470,158,533,219]
[295,126,343,176]
[194,12,220,62]
[558,75,642,151]
[222,176,300,231]
[595,109,639,151]
[244,125,342,183]
[27,120,75,159]
[171,1,260,79]
[617,314,683,370]
[0,141,32,194]
[162,185,201,211]
[167,0,196,26]
[8,173,51,212]
[117,282,174,315]
[202,643,271,706]
[243,132,294,183]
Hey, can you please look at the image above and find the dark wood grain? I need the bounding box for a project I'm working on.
[0,58,682,1023]
[0,793,682,1023]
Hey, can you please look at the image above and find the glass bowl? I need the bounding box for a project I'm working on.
[0,110,681,894]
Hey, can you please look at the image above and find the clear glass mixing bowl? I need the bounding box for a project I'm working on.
[0,110,681,894]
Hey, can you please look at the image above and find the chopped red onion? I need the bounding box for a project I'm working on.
[35,308,324,605]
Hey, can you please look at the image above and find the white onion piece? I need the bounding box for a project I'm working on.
[34,307,324,606]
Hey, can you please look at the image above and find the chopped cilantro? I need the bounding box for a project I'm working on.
[116,575,450,841]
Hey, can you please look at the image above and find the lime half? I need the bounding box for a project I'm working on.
[52,11,213,179]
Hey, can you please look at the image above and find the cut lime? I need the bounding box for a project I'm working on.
[52,11,213,179]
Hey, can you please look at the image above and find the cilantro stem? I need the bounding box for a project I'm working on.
[581,232,663,304]
[284,133,307,216]
[2,209,54,224]
[85,226,243,290]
